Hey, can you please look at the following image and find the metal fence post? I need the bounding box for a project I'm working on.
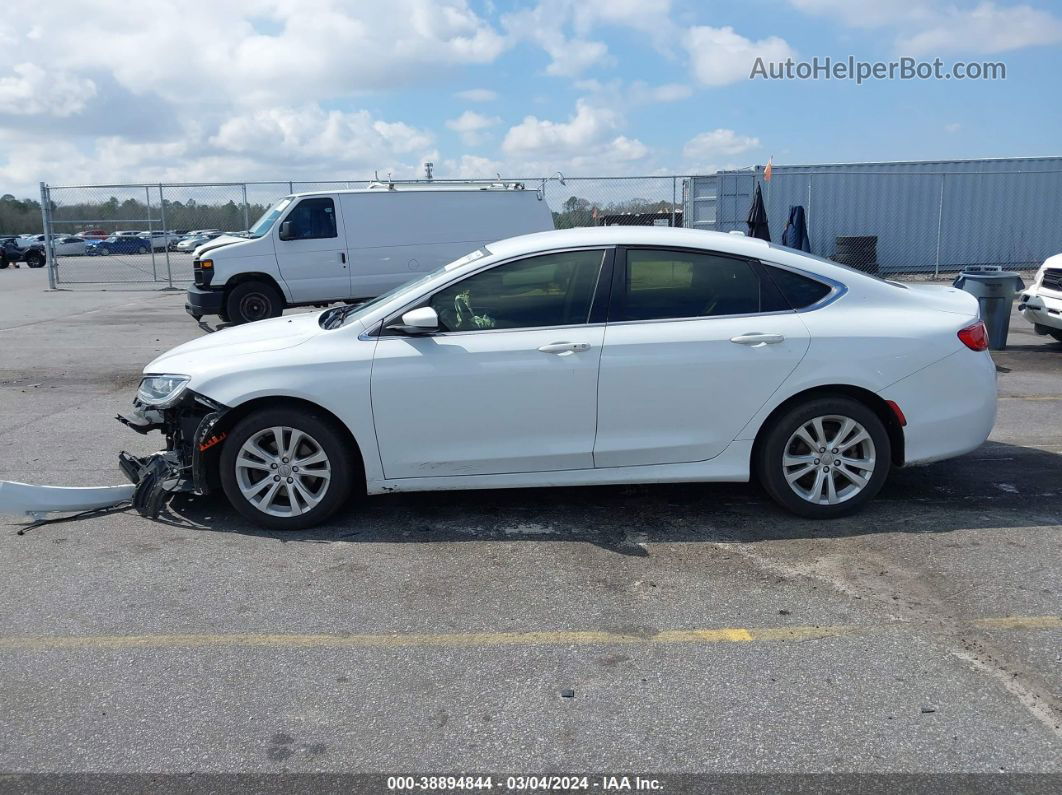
[158,184,174,289]
[39,182,58,289]
[934,173,946,278]
[145,186,158,280]
[241,183,250,230]
[671,177,677,227]
[288,181,294,195]
[807,175,813,251]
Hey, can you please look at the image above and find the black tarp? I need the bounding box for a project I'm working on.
[781,205,810,252]
[746,183,770,241]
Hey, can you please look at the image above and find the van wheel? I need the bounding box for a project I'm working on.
[226,281,283,325]
[219,407,354,530]
[756,396,890,519]
[1049,329,1062,343]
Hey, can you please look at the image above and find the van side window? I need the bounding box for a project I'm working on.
[280,198,337,241]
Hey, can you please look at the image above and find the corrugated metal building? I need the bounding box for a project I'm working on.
[683,156,1062,273]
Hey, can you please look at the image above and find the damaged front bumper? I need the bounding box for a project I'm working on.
[117,391,231,518]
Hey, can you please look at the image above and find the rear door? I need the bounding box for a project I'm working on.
[593,247,811,468]
[274,195,350,302]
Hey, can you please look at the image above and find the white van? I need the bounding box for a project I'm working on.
[185,182,554,325]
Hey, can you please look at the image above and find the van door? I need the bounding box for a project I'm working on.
[274,196,350,302]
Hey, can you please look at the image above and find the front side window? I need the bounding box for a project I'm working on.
[280,197,336,241]
[616,249,787,322]
[427,249,605,332]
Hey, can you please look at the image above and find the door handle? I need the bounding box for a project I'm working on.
[730,333,785,346]
[339,252,346,264]
[538,342,591,354]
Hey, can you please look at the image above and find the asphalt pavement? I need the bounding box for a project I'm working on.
[0,269,1059,776]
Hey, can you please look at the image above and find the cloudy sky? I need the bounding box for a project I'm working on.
[1,0,1060,196]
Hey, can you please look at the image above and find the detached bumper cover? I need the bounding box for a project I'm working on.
[185,286,225,318]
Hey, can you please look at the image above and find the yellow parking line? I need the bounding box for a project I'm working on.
[0,616,1056,652]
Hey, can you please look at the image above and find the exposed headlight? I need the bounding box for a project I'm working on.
[137,374,190,407]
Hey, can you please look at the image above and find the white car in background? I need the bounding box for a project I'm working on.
[51,236,87,256]
[120,227,997,531]
[1018,253,1062,342]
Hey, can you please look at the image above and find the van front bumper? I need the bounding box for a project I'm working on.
[1018,289,1062,332]
[185,286,224,319]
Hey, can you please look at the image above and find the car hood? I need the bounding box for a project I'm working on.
[144,312,324,375]
[193,235,249,257]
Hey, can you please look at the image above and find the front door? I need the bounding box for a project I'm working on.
[594,247,811,468]
[371,248,610,479]
[274,195,350,302]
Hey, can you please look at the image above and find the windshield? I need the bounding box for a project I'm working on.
[246,197,293,239]
[322,247,493,329]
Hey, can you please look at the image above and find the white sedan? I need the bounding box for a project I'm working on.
[119,227,997,530]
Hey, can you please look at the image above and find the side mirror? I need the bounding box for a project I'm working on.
[278,220,292,240]
[386,306,439,336]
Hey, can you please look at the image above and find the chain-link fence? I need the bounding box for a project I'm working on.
[32,164,1062,286]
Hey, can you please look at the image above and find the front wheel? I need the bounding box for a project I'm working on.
[756,396,891,519]
[219,407,355,530]
[25,251,45,268]
[225,280,284,325]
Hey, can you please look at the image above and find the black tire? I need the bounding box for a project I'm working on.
[137,245,148,254]
[225,280,284,325]
[99,247,110,256]
[1049,330,1062,343]
[756,396,891,519]
[219,407,356,531]
[25,251,45,268]
[0,257,8,269]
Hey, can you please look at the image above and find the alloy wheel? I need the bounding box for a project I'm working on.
[234,426,332,517]
[782,414,876,505]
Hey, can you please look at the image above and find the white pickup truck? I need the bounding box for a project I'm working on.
[184,181,555,325]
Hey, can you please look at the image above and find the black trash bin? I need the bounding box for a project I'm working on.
[952,266,1026,350]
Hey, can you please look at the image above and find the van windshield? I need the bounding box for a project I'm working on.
[247,197,293,239]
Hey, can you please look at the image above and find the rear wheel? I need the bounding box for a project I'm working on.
[25,251,45,268]
[756,396,891,519]
[219,407,355,531]
[225,280,284,325]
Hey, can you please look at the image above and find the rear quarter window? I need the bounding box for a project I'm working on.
[764,266,832,309]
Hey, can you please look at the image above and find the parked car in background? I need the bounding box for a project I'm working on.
[175,234,212,253]
[184,182,554,324]
[78,229,109,239]
[52,236,88,256]
[86,236,151,256]
[1018,253,1062,342]
[139,231,180,251]
[123,226,997,530]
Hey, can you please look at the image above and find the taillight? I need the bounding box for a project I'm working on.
[958,320,989,351]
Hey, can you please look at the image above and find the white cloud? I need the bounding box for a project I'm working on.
[210,106,434,164]
[683,129,761,167]
[898,2,1062,55]
[0,63,97,116]
[445,110,502,145]
[685,26,797,86]
[789,0,1062,55]
[455,88,498,102]
[502,3,612,77]
[501,99,649,174]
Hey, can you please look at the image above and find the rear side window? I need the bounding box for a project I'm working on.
[616,249,787,322]
[764,265,832,309]
[280,197,337,240]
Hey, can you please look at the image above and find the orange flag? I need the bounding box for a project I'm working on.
[764,156,773,182]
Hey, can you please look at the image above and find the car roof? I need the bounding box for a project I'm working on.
[485,226,771,260]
